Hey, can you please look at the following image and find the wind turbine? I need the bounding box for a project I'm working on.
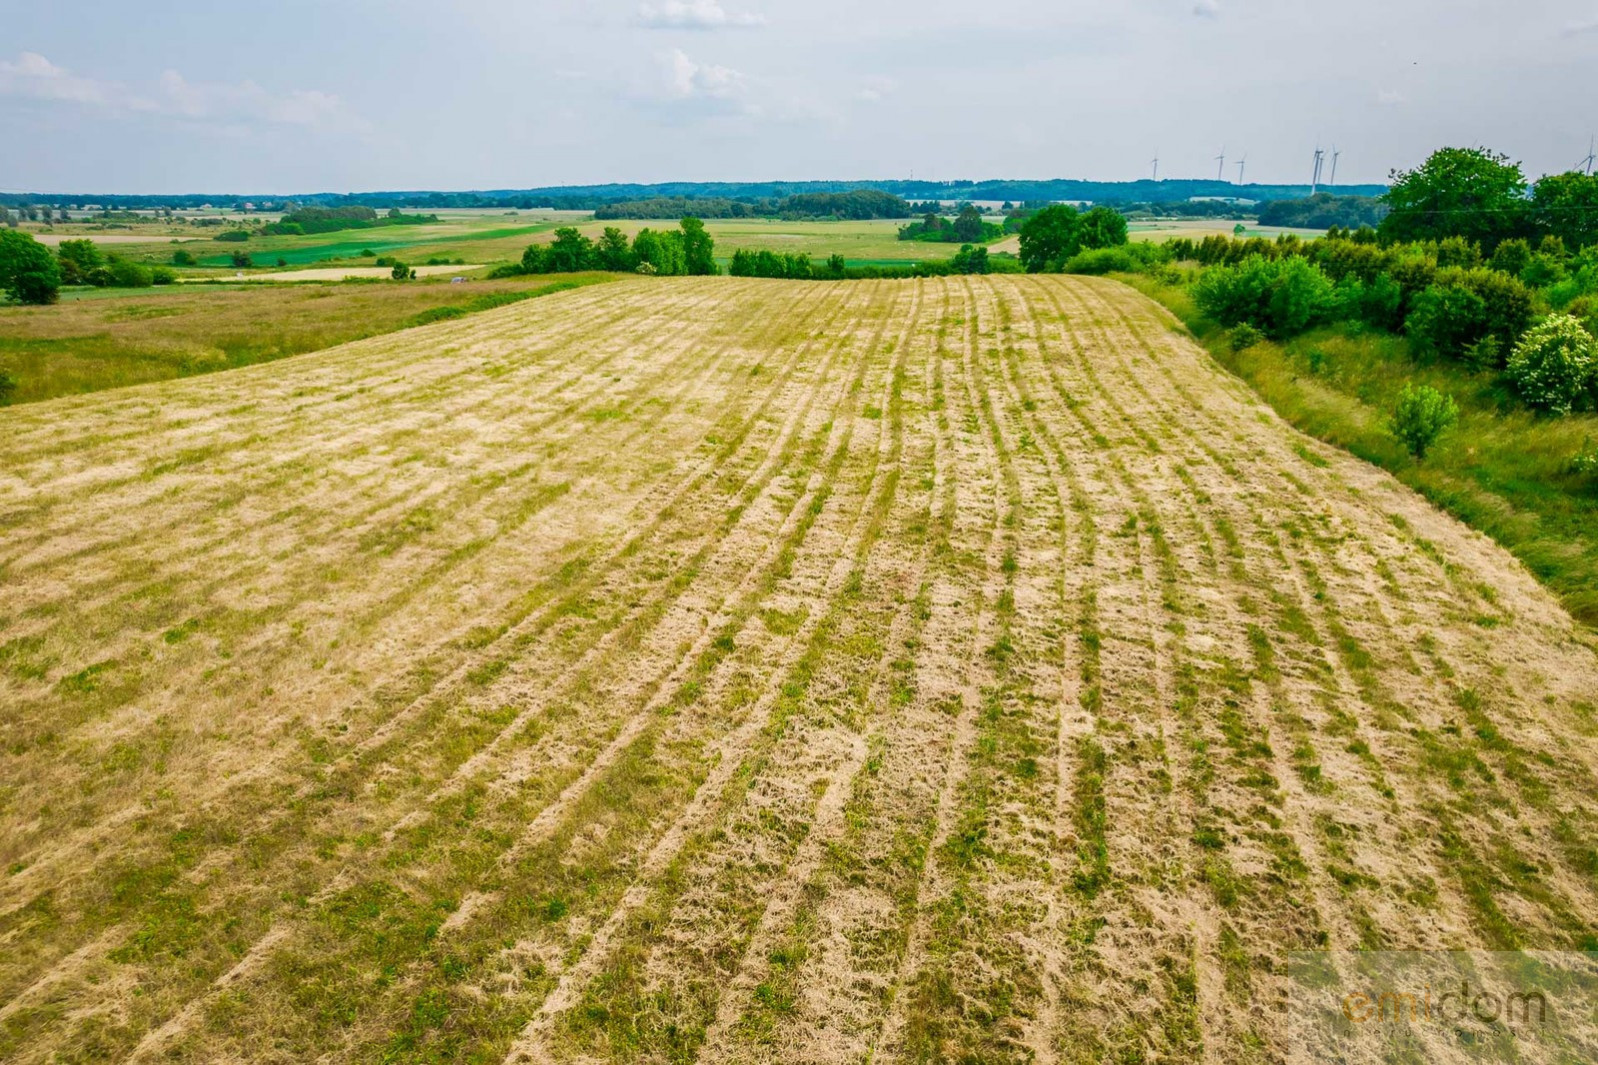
[1235,155,1247,186]
[1216,146,1227,182]
[1329,146,1341,189]
[1311,147,1325,194]
[1581,135,1596,177]
[1151,151,1160,182]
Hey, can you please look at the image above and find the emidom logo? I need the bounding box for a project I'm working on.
[1288,951,1598,1063]
[1339,980,1547,1026]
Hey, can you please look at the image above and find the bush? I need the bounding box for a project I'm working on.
[391,262,416,280]
[1227,323,1266,352]
[0,369,17,406]
[151,266,176,286]
[1193,255,1335,339]
[230,251,253,269]
[172,250,196,266]
[1572,439,1598,478]
[213,229,249,242]
[1505,314,1597,414]
[107,259,153,288]
[1391,383,1459,458]
[1405,284,1487,360]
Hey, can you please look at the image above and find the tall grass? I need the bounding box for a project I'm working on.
[1123,274,1598,626]
[0,273,615,405]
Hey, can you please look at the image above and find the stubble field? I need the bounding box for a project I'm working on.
[1,275,1596,1063]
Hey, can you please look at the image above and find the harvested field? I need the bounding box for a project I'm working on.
[1,275,1595,1063]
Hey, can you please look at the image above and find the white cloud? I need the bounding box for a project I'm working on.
[856,76,897,104]
[0,51,361,132]
[0,52,110,105]
[1193,0,1220,16]
[1562,17,1598,35]
[663,48,746,99]
[1376,88,1407,106]
[638,1,765,30]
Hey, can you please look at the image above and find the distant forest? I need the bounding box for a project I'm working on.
[593,190,912,220]
[0,178,1386,214]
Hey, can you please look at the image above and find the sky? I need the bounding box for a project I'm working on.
[2,0,1596,194]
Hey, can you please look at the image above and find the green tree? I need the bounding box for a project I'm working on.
[230,250,253,269]
[596,227,635,272]
[1018,205,1081,273]
[679,216,717,275]
[1079,206,1129,250]
[1530,172,1598,251]
[0,229,61,304]
[55,239,103,285]
[1391,383,1459,458]
[952,204,984,244]
[546,227,595,272]
[391,261,415,280]
[1380,147,1529,250]
[172,249,197,267]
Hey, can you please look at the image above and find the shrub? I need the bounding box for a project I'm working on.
[213,229,249,242]
[1193,255,1335,338]
[151,266,176,286]
[107,259,154,288]
[0,369,17,406]
[1227,323,1266,352]
[1405,283,1488,360]
[1572,439,1598,478]
[1505,314,1597,414]
[1391,383,1459,458]
[172,249,196,266]
[391,262,416,280]
[230,251,253,269]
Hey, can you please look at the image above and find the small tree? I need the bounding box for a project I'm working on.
[1391,383,1459,459]
[230,250,254,269]
[1079,206,1129,249]
[0,369,17,406]
[391,261,415,280]
[172,249,197,266]
[1018,205,1081,273]
[1506,314,1597,414]
[0,230,61,304]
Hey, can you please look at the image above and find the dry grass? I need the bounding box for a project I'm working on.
[1,276,1595,1064]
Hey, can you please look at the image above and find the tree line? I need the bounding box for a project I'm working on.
[594,189,912,221]
[505,219,718,277]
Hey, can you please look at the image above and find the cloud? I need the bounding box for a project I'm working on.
[0,51,361,132]
[638,1,764,30]
[663,48,746,99]
[855,76,897,104]
[1376,88,1407,106]
[0,51,110,105]
[1562,17,1598,36]
[1192,0,1220,17]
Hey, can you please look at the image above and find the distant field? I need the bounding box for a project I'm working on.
[0,273,613,404]
[548,217,980,265]
[1128,217,1326,242]
[2,276,1594,1063]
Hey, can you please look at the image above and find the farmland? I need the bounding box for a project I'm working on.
[2,274,1595,1063]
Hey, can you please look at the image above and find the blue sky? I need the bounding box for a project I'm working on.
[3,0,1596,193]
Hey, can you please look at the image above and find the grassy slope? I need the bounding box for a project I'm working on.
[0,274,615,405]
[1121,273,1598,625]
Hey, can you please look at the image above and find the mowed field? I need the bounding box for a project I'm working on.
[3,276,1598,1063]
